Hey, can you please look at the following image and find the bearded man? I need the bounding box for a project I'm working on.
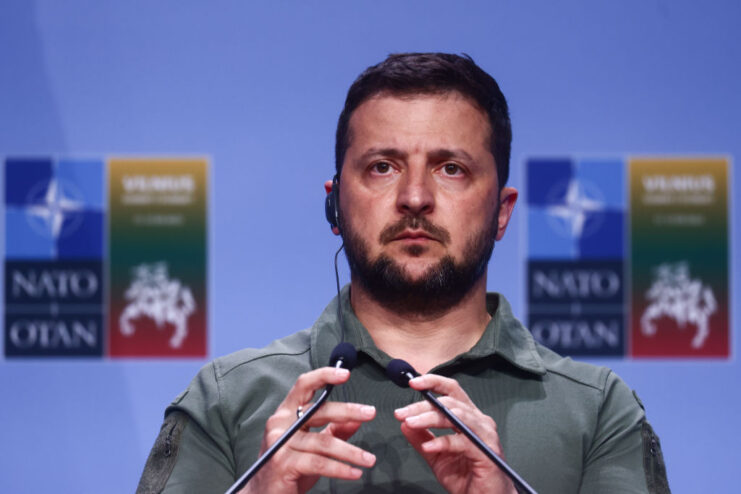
[137,53,670,494]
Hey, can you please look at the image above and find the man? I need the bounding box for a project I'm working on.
[137,53,670,493]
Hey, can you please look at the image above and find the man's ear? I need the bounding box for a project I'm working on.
[324,179,340,235]
[495,187,518,241]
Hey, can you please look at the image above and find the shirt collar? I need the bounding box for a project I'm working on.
[311,286,546,376]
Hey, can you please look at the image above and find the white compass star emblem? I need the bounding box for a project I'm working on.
[546,179,604,238]
[26,179,84,239]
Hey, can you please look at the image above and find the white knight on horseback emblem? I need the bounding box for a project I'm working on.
[640,261,716,349]
[119,262,196,348]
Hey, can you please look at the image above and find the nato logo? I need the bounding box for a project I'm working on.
[4,158,105,357]
[5,158,104,258]
[527,158,624,259]
[526,158,626,357]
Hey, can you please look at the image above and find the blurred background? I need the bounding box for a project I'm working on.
[1,1,739,492]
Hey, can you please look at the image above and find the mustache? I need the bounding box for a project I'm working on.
[379,216,451,245]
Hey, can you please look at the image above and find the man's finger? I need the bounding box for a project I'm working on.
[401,409,455,430]
[306,402,376,428]
[401,404,500,446]
[286,451,367,481]
[280,367,351,410]
[290,432,377,469]
[420,432,477,455]
[420,430,505,460]
[407,374,474,405]
[324,420,363,442]
[399,422,437,463]
[394,396,464,421]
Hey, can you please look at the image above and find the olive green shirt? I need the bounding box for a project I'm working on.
[138,290,669,493]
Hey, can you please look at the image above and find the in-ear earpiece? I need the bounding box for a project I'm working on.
[324,174,341,232]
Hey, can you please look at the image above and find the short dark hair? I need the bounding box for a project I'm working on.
[335,52,511,187]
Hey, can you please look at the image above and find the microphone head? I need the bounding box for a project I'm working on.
[386,359,418,388]
[329,342,357,370]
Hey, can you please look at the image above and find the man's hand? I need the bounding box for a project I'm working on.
[241,367,376,494]
[394,374,516,494]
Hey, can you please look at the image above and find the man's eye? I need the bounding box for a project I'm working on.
[373,162,392,174]
[443,163,462,175]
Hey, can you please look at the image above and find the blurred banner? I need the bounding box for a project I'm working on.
[526,156,729,359]
[4,158,106,357]
[108,158,208,357]
[3,157,209,358]
[629,158,729,357]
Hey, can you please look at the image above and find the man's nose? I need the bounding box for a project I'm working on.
[395,167,434,216]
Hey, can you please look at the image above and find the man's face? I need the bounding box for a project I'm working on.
[337,91,517,314]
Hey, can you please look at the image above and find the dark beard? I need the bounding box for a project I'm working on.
[341,213,497,317]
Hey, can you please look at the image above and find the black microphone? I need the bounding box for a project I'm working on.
[386,359,538,494]
[224,343,357,494]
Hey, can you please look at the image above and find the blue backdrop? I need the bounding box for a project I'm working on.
[1,1,739,492]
